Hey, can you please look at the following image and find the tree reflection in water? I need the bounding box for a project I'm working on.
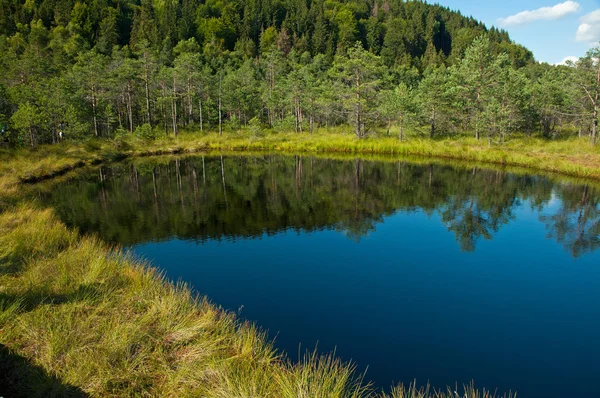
[42,155,600,256]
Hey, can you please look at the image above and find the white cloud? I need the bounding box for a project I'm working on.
[498,1,580,26]
[576,9,600,43]
[554,55,578,65]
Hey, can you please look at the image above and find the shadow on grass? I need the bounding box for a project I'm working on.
[0,344,88,398]
[0,262,22,277]
[0,283,109,397]
[0,283,105,316]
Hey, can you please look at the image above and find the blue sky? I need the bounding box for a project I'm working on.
[438,0,600,64]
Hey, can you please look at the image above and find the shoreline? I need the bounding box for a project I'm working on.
[9,132,600,189]
[1,132,598,396]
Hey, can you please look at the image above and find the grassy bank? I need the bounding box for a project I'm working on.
[3,130,600,192]
[0,204,360,397]
[2,129,595,397]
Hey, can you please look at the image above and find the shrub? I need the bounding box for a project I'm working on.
[134,124,158,140]
[226,114,242,132]
[273,115,296,132]
[248,117,264,137]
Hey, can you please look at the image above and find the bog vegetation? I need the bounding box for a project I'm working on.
[1,0,599,147]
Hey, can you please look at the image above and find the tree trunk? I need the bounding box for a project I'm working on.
[145,68,151,125]
[29,124,35,148]
[187,78,193,125]
[172,75,178,137]
[92,87,98,137]
[221,155,227,206]
[199,97,203,132]
[475,88,481,140]
[218,73,223,135]
[399,120,403,142]
[152,168,158,203]
[294,97,299,133]
[593,106,598,145]
[117,102,122,129]
[127,84,133,133]
[309,98,314,134]
[355,72,361,138]
[429,165,433,188]
[161,83,168,136]
[202,156,206,186]
[430,107,435,139]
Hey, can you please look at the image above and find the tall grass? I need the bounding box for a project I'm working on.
[117,129,600,180]
[2,129,599,199]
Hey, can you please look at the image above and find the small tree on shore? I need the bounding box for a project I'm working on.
[418,67,451,139]
[11,102,39,147]
[378,83,415,141]
[450,35,509,140]
[329,42,386,138]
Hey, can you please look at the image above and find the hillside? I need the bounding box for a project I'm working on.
[5,0,599,148]
[0,0,533,68]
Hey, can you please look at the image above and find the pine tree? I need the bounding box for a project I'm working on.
[330,41,385,138]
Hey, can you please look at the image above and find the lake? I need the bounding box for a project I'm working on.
[41,154,600,398]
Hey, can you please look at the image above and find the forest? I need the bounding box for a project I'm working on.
[0,0,599,147]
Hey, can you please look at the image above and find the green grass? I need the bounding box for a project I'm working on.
[2,128,598,190]
[4,128,597,396]
[4,128,599,193]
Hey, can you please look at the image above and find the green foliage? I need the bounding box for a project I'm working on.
[449,35,512,139]
[134,123,157,139]
[417,67,454,138]
[10,102,39,147]
[247,116,263,137]
[0,0,599,148]
[378,83,416,141]
[568,48,600,144]
[330,42,386,137]
[273,115,297,132]
[0,0,542,147]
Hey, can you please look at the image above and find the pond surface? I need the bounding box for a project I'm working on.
[42,155,600,398]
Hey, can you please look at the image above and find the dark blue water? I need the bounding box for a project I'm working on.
[44,155,600,397]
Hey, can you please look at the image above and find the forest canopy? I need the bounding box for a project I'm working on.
[0,0,598,146]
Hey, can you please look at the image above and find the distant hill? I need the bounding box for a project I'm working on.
[0,0,533,68]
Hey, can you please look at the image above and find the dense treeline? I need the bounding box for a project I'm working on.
[44,155,600,256]
[0,0,598,146]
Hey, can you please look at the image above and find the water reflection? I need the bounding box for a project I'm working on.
[42,155,600,256]
[541,185,600,257]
